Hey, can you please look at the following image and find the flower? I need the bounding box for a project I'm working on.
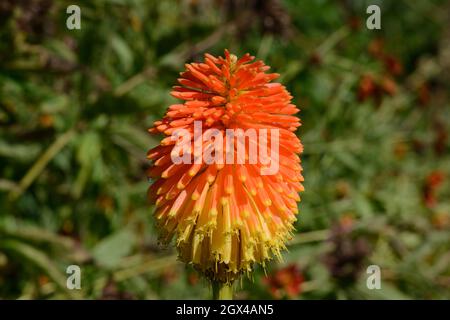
[357,73,397,103]
[264,264,304,299]
[383,54,403,76]
[357,74,377,102]
[423,170,445,208]
[147,50,303,283]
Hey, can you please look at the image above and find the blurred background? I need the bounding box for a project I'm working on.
[0,0,449,299]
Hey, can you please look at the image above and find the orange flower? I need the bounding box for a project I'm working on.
[147,50,304,283]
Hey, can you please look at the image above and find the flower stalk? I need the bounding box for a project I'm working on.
[212,281,233,300]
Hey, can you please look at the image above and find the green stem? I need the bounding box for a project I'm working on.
[212,281,233,300]
[9,129,75,200]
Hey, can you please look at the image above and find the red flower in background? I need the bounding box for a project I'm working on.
[383,55,403,76]
[367,38,403,76]
[423,171,446,208]
[360,38,402,104]
[357,74,377,102]
[264,264,304,299]
[357,74,398,103]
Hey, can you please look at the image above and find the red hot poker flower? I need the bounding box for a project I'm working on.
[147,50,304,283]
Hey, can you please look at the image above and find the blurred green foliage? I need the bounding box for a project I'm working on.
[0,0,449,299]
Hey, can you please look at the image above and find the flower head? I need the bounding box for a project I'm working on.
[147,50,303,283]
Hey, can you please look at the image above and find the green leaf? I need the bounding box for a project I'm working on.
[91,230,136,269]
[111,35,133,72]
